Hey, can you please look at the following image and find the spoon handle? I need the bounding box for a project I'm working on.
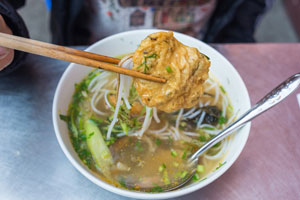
[189,73,300,161]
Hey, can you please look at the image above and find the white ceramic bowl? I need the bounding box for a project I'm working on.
[52,30,251,199]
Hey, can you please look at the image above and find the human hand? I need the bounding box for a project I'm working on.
[0,14,14,71]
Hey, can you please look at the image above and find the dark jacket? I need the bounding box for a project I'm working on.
[0,0,269,74]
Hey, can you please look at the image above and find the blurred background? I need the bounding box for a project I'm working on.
[18,0,300,43]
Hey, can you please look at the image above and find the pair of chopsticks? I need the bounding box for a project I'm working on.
[0,32,166,83]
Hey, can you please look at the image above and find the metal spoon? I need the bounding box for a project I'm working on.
[163,73,300,191]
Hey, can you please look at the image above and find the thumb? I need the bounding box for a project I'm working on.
[0,46,9,58]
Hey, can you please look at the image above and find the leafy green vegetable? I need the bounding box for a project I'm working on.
[199,135,207,142]
[155,138,162,146]
[202,126,215,130]
[218,116,227,125]
[151,185,164,193]
[165,66,172,73]
[59,114,69,122]
[192,173,200,181]
[119,177,127,188]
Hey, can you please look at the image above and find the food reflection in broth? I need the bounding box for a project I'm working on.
[61,61,234,192]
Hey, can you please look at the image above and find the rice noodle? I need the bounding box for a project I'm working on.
[183,107,196,118]
[148,121,168,134]
[186,109,201,119]
[176,109,184,129]
[91,92,106,116]
[104,90,112,108]
[170,126,180,140]
[152,107,161,123]
[205,139,228,160]
[183,131,200,137]
[106,74,125,140]
[144,136,156,153]
[137,107,153,137]
[197,111,206,128]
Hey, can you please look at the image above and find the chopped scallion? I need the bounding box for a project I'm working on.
[197,165,205,173]
[165,66,173,73]
[171,149,178,157]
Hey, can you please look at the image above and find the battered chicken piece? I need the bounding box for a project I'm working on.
[132,31,210,113]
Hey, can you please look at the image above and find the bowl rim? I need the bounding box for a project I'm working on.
[52,29,251,199]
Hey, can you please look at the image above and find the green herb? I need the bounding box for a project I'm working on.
[197,165,205,173]
[119,177,127,188]
[155,138,162,146]
[140,106,146,116]
[162,170,170,185]
[149,109,153,117]
[216,162,227,170]
[87,132,94,139]
[137,53,157,73]
[159,163,167,172]
[105,137,116,146]
[180,171,188,178]
[136,140,144,151]
[165,66,173,73]
[152,185,164,193]
[203,127,215,130]
[199,135,207,142]
[59,114,69,122]
[120,122,128,135]
[181,151,187,160]
[173,162,179,167]
[220,86,226,93]
[218,116,227,125]
[212,141,221,148]
[192,173,200,181]
[171,149,178,157]
[168,136,173,145]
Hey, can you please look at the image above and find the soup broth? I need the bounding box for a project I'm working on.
[61,68,234,192]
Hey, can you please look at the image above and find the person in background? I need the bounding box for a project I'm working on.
[0,0,271,75]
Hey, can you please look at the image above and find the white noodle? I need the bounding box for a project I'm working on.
[137,107,153,137]
[187,110,202,119]
[91,92,106,116]
[183,107,196,118]
[204,82,216,92]
[183,131,200,137]
[152,107,161,123]
[148,121,168,134]
[204,101,210,106]
[176,109,184,129]
[104,90,112,108]
[170,126,180,140]
[205,140,228,160]
[197,111,206,128]
[106,75,125,140]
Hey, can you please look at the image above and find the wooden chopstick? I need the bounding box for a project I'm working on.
[0,33,166,83]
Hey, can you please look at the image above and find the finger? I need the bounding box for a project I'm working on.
[0,46,14,71]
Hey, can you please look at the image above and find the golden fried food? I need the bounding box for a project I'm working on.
[132,31,210,113]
